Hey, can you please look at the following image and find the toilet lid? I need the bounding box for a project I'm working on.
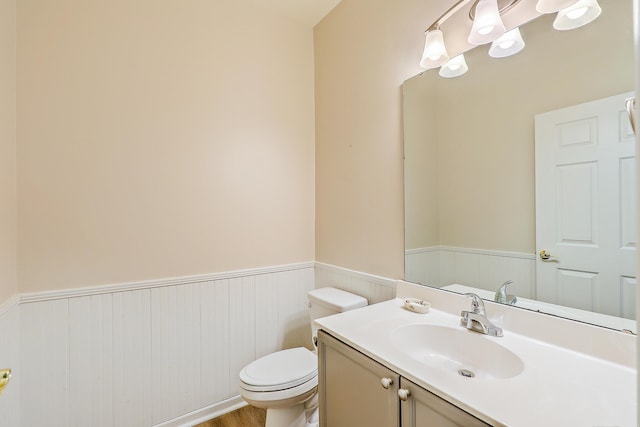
[239,347,318,392]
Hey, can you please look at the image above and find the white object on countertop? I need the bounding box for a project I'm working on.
[403,298,430,313]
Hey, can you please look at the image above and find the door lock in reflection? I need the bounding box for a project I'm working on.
[0,369,11,396]
[539,250,558,262]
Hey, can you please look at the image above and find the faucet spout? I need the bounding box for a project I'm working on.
[494,280,517,305]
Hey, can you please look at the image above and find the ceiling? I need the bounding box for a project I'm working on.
[246,0,343,27]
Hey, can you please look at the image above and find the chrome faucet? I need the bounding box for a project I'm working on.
[494,280,517,305]
[460,293,503,337]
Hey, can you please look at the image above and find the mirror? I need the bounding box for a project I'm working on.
[403,0,636,332]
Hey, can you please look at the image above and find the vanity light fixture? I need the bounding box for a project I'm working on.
[418,0,601,74]
[488,27,526,58]
[553,0,601,30]
[468,0,506,45]
[420,28,450,69]
[439,54,469,78]
[535,0,580,14]
[419,0,523,73]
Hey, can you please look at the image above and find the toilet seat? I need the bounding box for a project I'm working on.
[239,347,317,392]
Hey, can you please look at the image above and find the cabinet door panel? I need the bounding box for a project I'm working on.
[318,330,400,427]
[400,378,491,427]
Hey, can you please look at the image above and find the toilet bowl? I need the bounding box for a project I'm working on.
[237,287,368,427]
[239,347,318,427]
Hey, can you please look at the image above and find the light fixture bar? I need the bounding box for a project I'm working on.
[425,0,523,32]
[425,0,475,31]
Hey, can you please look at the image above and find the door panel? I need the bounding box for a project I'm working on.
[556,162,597,244]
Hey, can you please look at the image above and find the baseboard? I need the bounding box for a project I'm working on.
[153,395,247,427]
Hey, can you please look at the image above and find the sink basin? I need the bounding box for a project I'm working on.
[391,324,524,380]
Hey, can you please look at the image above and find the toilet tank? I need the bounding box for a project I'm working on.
[308,287,368,345]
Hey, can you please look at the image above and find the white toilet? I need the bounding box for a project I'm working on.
[238,287,368,427]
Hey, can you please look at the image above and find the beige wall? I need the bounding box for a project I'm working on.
[10,0,636,295]
[17,0,315,293]
[0,0,17,304]
[404,2,633,253]
[314,0,436,279]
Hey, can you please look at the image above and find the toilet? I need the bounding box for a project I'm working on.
[238,287,368,427]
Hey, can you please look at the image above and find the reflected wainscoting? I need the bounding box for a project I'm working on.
[405,246,536,299]
[0,262,396,427]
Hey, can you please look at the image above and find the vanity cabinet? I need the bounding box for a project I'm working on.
[317,329,400,426]
[399,376,490,427]
[317,330,490,427]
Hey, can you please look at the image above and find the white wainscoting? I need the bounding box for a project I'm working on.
[0,297,21,427]
[0,261,397,427]
[15,263,314,427]
[405,246,536,299]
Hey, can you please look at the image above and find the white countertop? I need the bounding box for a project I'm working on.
[315,288,637,426]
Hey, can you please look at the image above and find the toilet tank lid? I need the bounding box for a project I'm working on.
[308,287,368,312]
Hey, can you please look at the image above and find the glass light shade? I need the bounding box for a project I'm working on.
[535,0,580,14]
[439,55,469,78]
[553,0,601,30]
[468,0,506,45]
[489,27,526,58]
[420,29,450,69]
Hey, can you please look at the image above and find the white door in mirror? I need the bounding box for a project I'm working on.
[535,92,636,318]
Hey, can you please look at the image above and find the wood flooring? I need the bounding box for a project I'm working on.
[195,405,266,427]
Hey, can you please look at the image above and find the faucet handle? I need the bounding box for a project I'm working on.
[463,293,486,315]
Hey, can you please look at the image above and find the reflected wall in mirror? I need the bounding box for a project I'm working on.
[403,0,636,332]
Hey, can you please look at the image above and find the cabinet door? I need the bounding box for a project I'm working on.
[399,377,491,427]
[317,330,400,427]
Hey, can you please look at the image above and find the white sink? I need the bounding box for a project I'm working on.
[390,324,524,380]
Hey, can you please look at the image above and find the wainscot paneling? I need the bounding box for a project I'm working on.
[16,263,314,427]
[2,262,393,427]
[405,246,536,299]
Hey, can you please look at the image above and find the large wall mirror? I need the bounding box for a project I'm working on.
[403,0,636,332]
